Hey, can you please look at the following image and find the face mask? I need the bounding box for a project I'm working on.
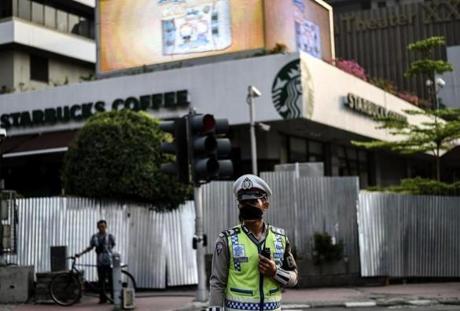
[239,201,263,220]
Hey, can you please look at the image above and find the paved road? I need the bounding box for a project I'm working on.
[284,307,460,311]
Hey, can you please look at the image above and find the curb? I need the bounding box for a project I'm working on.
[176,297,460,310]
[344,301,377,308]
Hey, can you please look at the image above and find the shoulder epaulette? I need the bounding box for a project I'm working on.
[270,226,286,236]
[219,226,241,238]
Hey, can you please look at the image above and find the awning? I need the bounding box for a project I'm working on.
[0,130,78,158]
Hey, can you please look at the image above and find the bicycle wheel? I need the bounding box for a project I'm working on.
[121,270,137,292]
[49,273,82,306]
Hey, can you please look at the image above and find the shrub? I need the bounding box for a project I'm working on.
[369,77,397,94]
[366,178,460,196]
[62,110,191,210]
[335,59,368,81]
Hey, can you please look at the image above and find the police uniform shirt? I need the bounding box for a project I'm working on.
[209,222,298,307]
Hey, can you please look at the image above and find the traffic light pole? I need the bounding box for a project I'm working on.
[186,109,208,302]
[161,109,232,303]
[194,185,208,302]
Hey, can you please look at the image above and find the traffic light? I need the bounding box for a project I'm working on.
[214,118,234,179]
[159,118,189,184]
[188,114,233,185]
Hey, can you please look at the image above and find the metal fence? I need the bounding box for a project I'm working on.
[202,173,361,274]
[2,197,197,288]
[358,192,460,277]
[5,177,460,287]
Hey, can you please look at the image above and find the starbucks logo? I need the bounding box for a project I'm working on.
[272,59,314,119]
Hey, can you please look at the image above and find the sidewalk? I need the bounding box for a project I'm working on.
[1,283,460,310]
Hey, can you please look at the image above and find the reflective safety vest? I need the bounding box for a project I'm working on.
[223,224,286,311]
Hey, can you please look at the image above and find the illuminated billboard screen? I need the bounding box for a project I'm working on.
[265,0,333,61]
[98,0,265,74]
[98,0,333,74]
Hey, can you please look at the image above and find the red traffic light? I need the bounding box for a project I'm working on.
[202,114,216,133]
[190,114,216,134]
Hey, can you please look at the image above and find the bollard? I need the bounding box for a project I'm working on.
[112,252,122,310]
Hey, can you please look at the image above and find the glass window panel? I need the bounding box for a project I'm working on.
[89,20,95,38]
[31,1,44,24]
[78,16,89,37]
[56,9,67,32]
[30,54,49,83]
[359,150,368,162]
[346,148,357,160]
[289,137,307,162]
[360,171,369,188]
[13,0,18,17]
[44,5,55,28]
[290,137,306,154]
[309,141,323,154]
[0,0,13,18]
[309,155,322,162]
[68,13,79,34]
[348,162,358,175]
[18,0,31,20]
[337,146,345,158]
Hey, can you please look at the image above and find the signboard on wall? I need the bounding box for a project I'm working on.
[97,0,334,74]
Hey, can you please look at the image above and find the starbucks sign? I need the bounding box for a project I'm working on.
[272,60,303,119]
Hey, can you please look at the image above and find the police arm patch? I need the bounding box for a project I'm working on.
[216,242,224,256]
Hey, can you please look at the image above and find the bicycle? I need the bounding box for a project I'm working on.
[49,256,136,306]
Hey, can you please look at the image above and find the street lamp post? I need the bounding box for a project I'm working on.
[426,77,446,181]
[247,86,262,175]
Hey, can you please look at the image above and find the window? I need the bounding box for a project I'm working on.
[56,9,68,32]
[12,1,93,39]
[68,13,79,35]
[0,0,13,18]
[289,137,307,162]
[18,0,31,20]
[30,55,49,83]
[288,137,324,163]
[377,1,386,8]
[31,1,44,24]
[361,1,371,10]
[44,5,56,28]
[334,145,369,188]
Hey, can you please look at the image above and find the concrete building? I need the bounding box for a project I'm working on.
[326,0,460,101]
[0,0,455,197]
[0,0,95,95]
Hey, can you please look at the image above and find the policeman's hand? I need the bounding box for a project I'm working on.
[258,254,277,277]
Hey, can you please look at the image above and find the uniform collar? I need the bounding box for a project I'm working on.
[241,222,269,243]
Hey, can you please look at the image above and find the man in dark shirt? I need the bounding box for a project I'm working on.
[76,219,115,304]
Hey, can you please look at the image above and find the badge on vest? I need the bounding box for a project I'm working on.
[233,244,246,258]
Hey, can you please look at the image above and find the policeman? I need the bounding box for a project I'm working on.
[209,174,298,311]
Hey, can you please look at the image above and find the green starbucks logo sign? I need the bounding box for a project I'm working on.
[272,60,303,119]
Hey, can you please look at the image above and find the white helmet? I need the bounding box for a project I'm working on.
[232,174,272,201]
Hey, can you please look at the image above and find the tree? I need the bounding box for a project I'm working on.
[352,109,460,181]
[62,110,190,210]
[405,36,453,86]
[353,37,458,181]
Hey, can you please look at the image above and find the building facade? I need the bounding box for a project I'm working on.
[328,0,460,102]
[0,51,443,196]
[0,0,95,95]
[0,0,454,197]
